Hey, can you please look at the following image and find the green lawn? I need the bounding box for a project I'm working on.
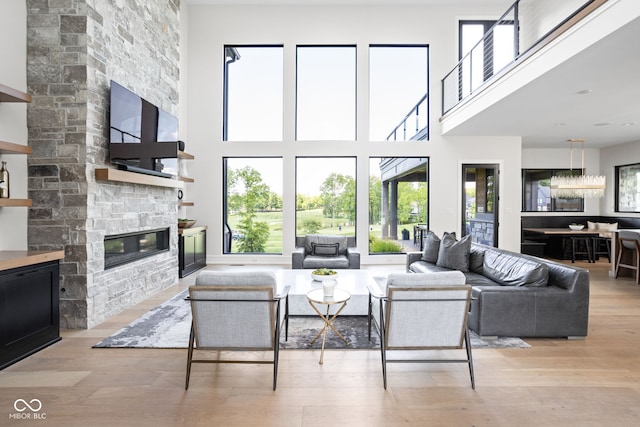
[227,208,421,253]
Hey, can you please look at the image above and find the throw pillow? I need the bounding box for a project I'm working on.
[597,222,618,238]
[436,233,471,272]
[311,242,340,256]
[420,231,441,263]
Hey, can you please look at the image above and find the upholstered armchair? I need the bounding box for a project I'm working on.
[367,271,475,389]
[186,271,289,390]
[291,234,360,269]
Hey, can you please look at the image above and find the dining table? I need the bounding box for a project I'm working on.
[522,227,601,262]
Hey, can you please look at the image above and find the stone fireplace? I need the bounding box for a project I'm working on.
[26,0,181,329]
[104,228,170,270]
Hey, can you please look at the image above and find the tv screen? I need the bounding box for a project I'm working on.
[110,81,142,143]
[109,81,178,178]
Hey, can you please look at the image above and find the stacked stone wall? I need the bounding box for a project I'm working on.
[27,0,181,328]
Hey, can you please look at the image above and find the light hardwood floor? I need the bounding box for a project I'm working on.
[2,260,640,426]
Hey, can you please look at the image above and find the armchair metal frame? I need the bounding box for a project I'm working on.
[186,284,290,390]
[368,283,475,390]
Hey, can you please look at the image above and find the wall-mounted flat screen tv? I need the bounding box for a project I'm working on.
[109,80,178,178]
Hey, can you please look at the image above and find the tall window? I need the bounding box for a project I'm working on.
[522,169,584,212]
[296,157,356,237]
[223,45,283,141]
[296,46,356,141]
[223,157,283,253]
[369,45,429,141]
[369,157,429,254]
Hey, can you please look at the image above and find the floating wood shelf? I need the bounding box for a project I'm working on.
[178,150,194,160]
[95,168,184,189]
[0,83,32,103]
[178,201,194,207]
[178,176,194,183]
[0,141,32,155]
[0,199,32,207]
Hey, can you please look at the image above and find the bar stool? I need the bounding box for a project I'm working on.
[591,235,611,262]
[565,236,593,263]
[615,231,640,284]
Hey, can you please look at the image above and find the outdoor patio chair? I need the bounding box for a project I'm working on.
[186,271,289,390]
[367,271,475,389]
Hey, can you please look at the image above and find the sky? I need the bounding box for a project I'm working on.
[226,45,428,142]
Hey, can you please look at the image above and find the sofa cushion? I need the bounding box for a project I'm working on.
[303,256,350,269]
[436,233,471,272]
[421,231,441,263]
[463,271,500,287]
[304,235,348,255]
[409,260,455,274]
[482,250,549,287]
[311,242,340,256]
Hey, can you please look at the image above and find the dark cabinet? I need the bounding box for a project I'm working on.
[1,260,60,370]
[179,226,207,278]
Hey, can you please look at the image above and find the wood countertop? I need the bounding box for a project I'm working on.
[178,225,207,235]
[0,250,65,272]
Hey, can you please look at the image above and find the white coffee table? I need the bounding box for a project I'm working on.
[277,269,381,316]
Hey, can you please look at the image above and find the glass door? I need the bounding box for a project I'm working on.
[462,164,499,247]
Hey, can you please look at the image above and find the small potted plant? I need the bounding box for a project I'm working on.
[311,268,337,281]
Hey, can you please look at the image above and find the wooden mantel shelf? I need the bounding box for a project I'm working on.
[0,199,32,207]
[0,140,32,155]
[95,168,184,189]
[0,83,32,103]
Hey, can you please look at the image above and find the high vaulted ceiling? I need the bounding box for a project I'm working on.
[185,1,640,149]
[186,0,511,5]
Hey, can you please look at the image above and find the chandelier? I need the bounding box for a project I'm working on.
[550,139,606,198]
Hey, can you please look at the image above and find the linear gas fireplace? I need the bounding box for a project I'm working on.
[104,228,170,269]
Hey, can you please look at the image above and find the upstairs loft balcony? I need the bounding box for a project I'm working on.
[385,0,619,143]
[441,0,607,116]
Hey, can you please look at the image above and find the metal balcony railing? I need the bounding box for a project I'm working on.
[441,0,604,115]
[385,94,429,141]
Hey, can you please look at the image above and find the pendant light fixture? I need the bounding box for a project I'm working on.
[550,138,606,198]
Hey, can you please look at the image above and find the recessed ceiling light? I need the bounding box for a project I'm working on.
[577,89,592,95]
[594,122,611,127]
[554,122,566,126]
[622,122,636,127]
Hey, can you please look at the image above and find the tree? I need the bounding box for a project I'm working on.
[369,175,382,225]
[320,173,354,219]
[302,219,322,234]
[228,166,271,252]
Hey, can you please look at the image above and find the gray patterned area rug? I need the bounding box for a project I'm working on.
[93,290,530,350]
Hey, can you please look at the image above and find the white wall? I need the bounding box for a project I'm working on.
[600,140,640,217]
[0,1,28,250]
[184,3,523,266]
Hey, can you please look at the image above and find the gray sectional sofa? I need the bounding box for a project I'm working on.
[407,234,589,339]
